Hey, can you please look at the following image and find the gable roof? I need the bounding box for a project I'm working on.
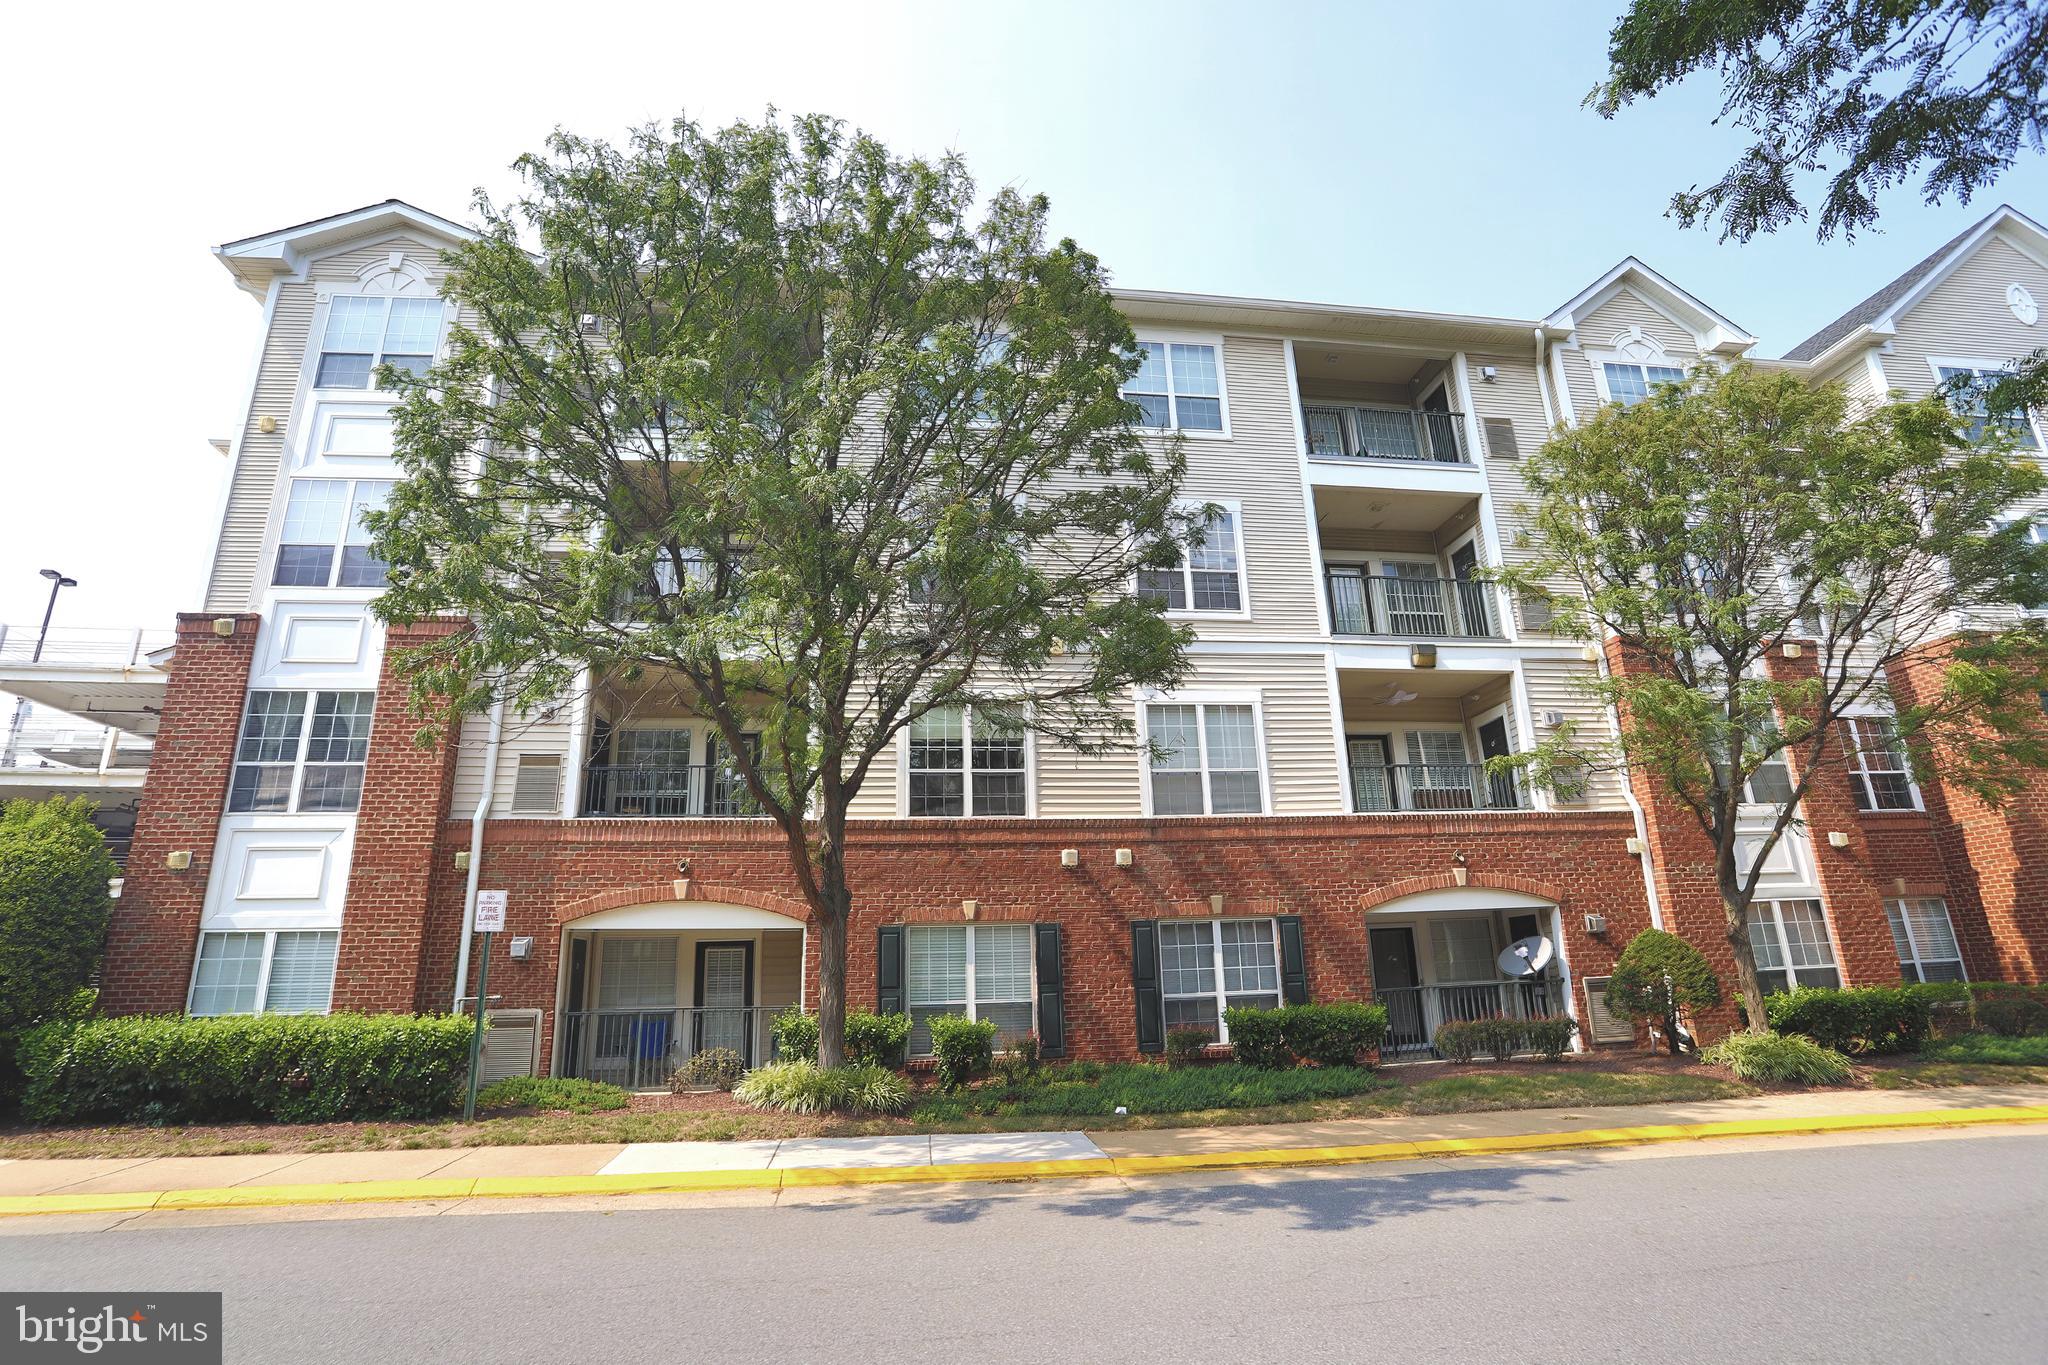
[215,199,476,297]
[1781,204,2048,364]
[1544,256,1757,354]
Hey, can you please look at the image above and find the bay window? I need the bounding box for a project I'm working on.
[1158,918,1281,1041]
[1746,899,1842,993]
[188,929,339,1015]
[1123,340,1224,431]
[907,706,1027,816]
[905,923,1035,1054]
[315,295,444,389]
[1144,701,1264,815]
[227,690,375,813]
[1886,898,1966,983]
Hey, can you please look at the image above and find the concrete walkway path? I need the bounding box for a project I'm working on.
[1,1082,2043,1216]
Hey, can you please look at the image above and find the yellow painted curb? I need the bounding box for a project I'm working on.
[1,1104,2042,1219]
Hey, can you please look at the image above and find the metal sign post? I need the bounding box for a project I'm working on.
[461,891,509,1123]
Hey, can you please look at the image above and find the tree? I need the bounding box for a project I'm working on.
[371,115,1197,1068]
[0,798,115,1098]
[1590,0,2048,244]
[1498,362,2048,1029]
[1604,929,1725,1054]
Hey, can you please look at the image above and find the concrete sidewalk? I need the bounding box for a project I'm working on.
[3,1082,2045,1217]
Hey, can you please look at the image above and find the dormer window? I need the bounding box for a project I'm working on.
[315,296,444,389]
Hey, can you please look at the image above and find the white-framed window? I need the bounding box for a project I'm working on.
[188,929,339,1015]
[315,295,445,390]
[1886,898,1966,984]
[1746,899,1842,994]
[274,478,395,588]
[1845,715,1918,811]
[1143,701,1265,815]
[1137,505,1246,614]
[1934,363,2041,448]
[906,706,1028,817]
[1429,917,1498,982]
[1158,918,1282,1041]
[227,690,375,813]
[1743,746,1795,805]
[905,922,1035,1054]
[1598,360,1688,408]
[1124,340,1224,432]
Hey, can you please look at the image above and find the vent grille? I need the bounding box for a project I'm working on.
[1518,593,1556,632]
[480,1008,542,1083]
[511,755,563,814]
[1481,416,1520,460]
[1581,976,1636,1044]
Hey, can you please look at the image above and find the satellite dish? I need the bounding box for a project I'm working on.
[1497,936,1554,978]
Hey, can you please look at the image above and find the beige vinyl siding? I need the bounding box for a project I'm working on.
[1467,352,1578,632]
[1521,656,1624,808]
[1558,288,1700,426]
[1817,350,1887,417]
[204,233,460,612]
[450,702,576,817]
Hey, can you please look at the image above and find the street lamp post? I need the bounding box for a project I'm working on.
[1,569,79,769]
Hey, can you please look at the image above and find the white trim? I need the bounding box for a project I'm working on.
[1450,353,1517,647]
[570,903,806,932]
[1143,497,1253,621]
[1366,886,1555,915]
[1157,916,1283,1045]
[895,703,1037,819]
[1544,257,1756,351]
[903,921,1039,1055]
[1925,355,2047,448]
[1283,339,1335,639]
[1583,349,1690,408]
[1124,331,1232,439]
[203,275,284,609]
[1135,694,1271,817]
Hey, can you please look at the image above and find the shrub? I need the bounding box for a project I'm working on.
[1165,1027,1212,1070]
[1764,986,1930,1055]
[997,1033,1042,1084]
[1700,1032,1852,1085]
[1605,929,1723,1054]
[733,1060,910,1115]
[476,1076,630,1113]
[1433,1018,1484,1063]
[17,1012,475,1125]
[0,799,118,1105]
[673,1047,746,1091]
[1222,1003,1392,1069]
[1972,988,2048,1038]
[769,1006,912,1065]
[1920,1032,2048,1066]
[926,1014,997,1090]
[843,1011,911,1067]
[1476,1015,1525,1063]
[1522,1015,1579,1061]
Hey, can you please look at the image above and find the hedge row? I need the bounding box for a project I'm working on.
[1765,983,2048,1054]
[18,1013,475,1124]
[1221,1003,1389,1069]
[1432,1014,1578,1063]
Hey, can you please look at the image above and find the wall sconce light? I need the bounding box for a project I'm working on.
[165,850,192,871]
[1410,643,1438,669]
[508,936,534,960]
[1114,848,1133,867]
[1625,836,1645,855]
[1060,849,1079,868]
[1478,366,1498,382]
[256,415,278,434]
[212,618,236,638]
[1827,831,1852,849]
[453,851,472,871]
[1585,913,1609,935]
[1783,642,1804,658]
[1579,644,1602,663]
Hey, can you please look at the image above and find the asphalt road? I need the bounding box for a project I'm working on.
[4,1132,2043,1364]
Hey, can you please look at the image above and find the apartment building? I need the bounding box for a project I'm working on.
[79,199,2048,1081]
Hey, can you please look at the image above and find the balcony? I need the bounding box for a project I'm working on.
[1377,979,1555,1057]
[1326,569,1501,639]
[1348,761,1528,813]
[581,762,757,818]
[559,1006,780,1088]
[1303,404,1467,465]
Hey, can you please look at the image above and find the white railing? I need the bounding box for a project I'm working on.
[1,721,153,773]
[0,625,173,668]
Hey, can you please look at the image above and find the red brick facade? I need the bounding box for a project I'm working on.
[98,613,261,1015]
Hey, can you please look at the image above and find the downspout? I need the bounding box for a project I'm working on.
[452,697,507,1011]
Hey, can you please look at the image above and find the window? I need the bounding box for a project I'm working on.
[1845,716,1917,810]
[1430,918,1497,982]
[1136,507,1245,613]
[598,938,678,1009]
[315,295,444,389]
[1157,918,1281,1042]
[227,690,374,813]
[188,929,339,1015]
[1936,365,2040,447]
[1145,702,1263,815]
[1886,898,1966,984]
[905,923,1035,1054]
[1123,340,1224,431]
[1601,361,1687,408]
[906,706,1027,817]
[274,478,395,588]
[1743,749,1795,805]
[1746,899,1841,994]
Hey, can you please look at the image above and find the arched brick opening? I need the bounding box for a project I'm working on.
[554,880,815,926]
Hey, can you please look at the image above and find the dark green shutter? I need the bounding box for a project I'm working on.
[1132,920,1163,1054]
[1278,915,1309,1005]
[1034,923,1065,1058]
[877,925,905,1015]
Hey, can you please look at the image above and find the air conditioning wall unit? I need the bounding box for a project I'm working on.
[1584,912,1608,935]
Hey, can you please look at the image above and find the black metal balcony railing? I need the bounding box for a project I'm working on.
[558,1007,777,1088]
[1302,405,1468,464]
[1325,571,1501,638]
[1376,980,1554,1056]
[1350,762,1528,813]
[580,763,759,818]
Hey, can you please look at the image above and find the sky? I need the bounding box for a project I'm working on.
[3,0,2043,633]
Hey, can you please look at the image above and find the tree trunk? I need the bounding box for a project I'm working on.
[1664,1008,1684,1056]
[812,815,853,1070]
[1716,852,1770,1036]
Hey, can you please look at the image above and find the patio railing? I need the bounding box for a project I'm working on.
[1302,404,1468,464]
[1375,980,1555,1057]
[1325,570,1501,638]
[1349,762,1528,812]
[558,1006,779,1089]
[580,763,760,819]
